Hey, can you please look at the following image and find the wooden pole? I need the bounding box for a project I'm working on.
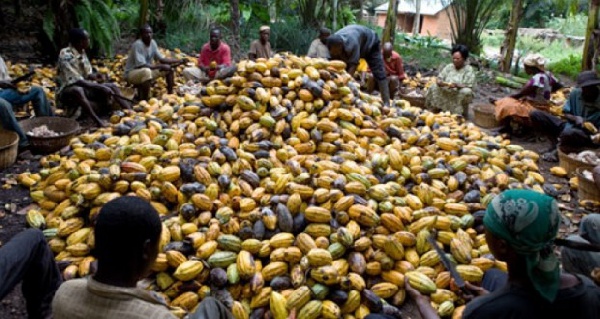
[499,0,524,73]
[382,0,399,44]
[583,0,600,71]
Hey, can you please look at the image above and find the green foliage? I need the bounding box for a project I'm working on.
[547,54,581,79]
[395,33,450,71]
[546,14,588,37]
[44,0,120,56]
[269,19,317,55]
[444,0,503,54]
[75,0,121,56]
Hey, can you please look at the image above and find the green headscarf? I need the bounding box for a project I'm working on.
[483,189,560,302]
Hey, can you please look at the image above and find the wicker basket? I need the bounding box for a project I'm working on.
[473,103,499,128]
[558,148,597,176]
[20,117,80,154]
[399,93,426,108]
[576,168,600,201]
[0,129,19,169]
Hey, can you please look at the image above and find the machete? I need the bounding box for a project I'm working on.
[427,230,472,296]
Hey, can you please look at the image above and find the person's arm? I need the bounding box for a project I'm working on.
[248,41,258,61]
[511,82,537,99]
[404,278,440,319]
[219,45,231,69]
[396,55,406,80]
[199,46,211,72]
[307,40,318,58]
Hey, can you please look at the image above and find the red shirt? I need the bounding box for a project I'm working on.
[198,41,231,78]
[384,51,406,80]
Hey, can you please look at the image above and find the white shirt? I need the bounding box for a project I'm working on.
[0,55,10,81]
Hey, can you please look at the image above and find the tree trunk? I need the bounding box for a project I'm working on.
[333,0,339,30]
[412,0,421,35]
[499,0,524,73]
[357,0,364,22]
[139,0,149,28]
[583,0,600,71]
[230,0,241,60]
[382,0,398,44]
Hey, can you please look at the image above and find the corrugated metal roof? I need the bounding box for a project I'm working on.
[375,0,452,16]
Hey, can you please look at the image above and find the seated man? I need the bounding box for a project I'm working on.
[562,214,600,279]
[307,27,331,59]
[248,26,272,60]
[52,196,233,319]
[530,70,600,161]
[183,27,235,83]
[0,229,62,319]
[327,24,390,106]
[0,54,53,149]
[58,28,131,127]
[365,42,406,99]
[124,25,185,101]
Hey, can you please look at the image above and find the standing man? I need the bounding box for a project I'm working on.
[183,28,235,83]
[57,28,131,128]
[124,25,185,101]
[530,71,600,161]
[0,54,53,149]
[248,26,272,60]
[307,27,331,59]
[326,24,390,106]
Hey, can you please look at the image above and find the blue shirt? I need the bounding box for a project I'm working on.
[563,88,600,128]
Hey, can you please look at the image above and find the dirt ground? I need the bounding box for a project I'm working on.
[0,4,589,318]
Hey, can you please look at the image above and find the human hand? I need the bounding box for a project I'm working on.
[451,279,488,301]
[404,277,429,303]
[287,308,296,319]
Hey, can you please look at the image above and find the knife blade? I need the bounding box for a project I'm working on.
[427,230,471,296]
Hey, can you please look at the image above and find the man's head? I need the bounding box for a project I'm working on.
[69,28,90,51]
[209,28,221,49]
[140,24,153,45]
[382,42,393,59]
[93,196,162,280]
[259,26,270,44]
[326,35,344,59]
[319,28,331,44]
[577,71,600,103]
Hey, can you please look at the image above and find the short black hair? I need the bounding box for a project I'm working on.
[69,28,88,45]
[451,44,469,60]
[93,196,162,261]
[326,34,343,48]
[320,27,331,35]
[140,24,152,34]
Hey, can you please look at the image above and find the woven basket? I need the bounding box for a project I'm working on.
[0,129,19,169]
[399,93,426,108]
[473,103,499,128]
[558,148,597,176]
[20,117,80,154]
[576,168,600,201]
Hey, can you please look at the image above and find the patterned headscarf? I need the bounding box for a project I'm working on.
[484,189,560,302]
[523,53,546,71]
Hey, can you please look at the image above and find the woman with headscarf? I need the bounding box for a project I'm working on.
[424,44,476,117]
[462,190,600,319]
[493,53,562,134]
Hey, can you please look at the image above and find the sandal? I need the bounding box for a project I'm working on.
[541,150,559,162]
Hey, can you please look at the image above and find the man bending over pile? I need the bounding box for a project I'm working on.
[326,24,390,106]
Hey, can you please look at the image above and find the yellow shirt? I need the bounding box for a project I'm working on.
[357,59,368,72]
